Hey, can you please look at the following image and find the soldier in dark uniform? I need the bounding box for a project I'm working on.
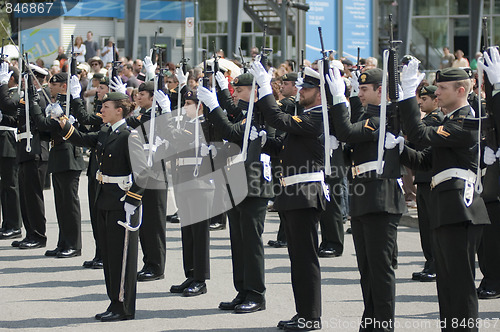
[58,92,147,321]
[198,72,274,314]
[0,63,22,241]
[398,63,490,331]
[30,72,86,258]
[411,85,444,282]
[248,64,327,330]
[327,67,406,331]
[0,64,50,249]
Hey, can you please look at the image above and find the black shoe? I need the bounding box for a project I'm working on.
[346,227,352,234]
[284,317,321,331]
[137,269,164,282]
[0,229,21,240]
[478,289,500,299]
[100,312,134,322]
[219,297,245,310]
[419,272,436,282]
[19,240,46,249]
[95,311,110,320]
[412,271,423,280]
[83,260,94,268]
[167,213,180,223]
[92,260,103,269]
[12,238,29,248]
[209,222,226,231]
[45,248,62,256]
[278,314,299,329]
[57,249,81,258]
[234,300,266,313]
[268,240,287,248]
[182,281,207,297]
[170,278,194,293]
[318,247,341,258]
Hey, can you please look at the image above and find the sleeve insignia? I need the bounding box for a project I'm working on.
[436,125,450,137]
[363,119,375,131]
[137,114,142,120]
[292,115,302,123]
[241,118,247,125]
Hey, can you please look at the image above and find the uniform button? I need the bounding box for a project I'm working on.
[280,160,283,163]
[108,154,112,157]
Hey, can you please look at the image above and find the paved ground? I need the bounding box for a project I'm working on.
[1,174,499,331]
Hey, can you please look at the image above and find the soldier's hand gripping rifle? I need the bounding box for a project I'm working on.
[108,42,122,92]
[318,27,332,175]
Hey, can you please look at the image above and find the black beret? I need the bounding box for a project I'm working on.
[281,72,298,82]
[342,59,353,66]
[184,89,198,102]
[435,67,470,82]
[138,81,155,92]
[102,92,129,103]
[358,68,383,85]
[49,72,68,83]
[419,85,437,97]
[232,73,254,86]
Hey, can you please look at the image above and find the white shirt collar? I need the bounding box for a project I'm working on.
[111,118,126,132]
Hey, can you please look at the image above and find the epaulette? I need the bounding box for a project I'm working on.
[277,100,282,106]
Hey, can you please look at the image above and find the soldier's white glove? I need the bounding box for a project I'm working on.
[249,125,259,141]
[0,110,3,122]
[0,62,13,86]
[154,89,171,113]
[400,59,425,100]
[109,76,127,95]
[296,77,303,93]
[325,67,347,105]
[117,202,141,231]
[144,51,157,81]
[124,202,138,216]
[215,71,228,90]
[47,103,64,119]
[154,135,168,148]
[495,148,500,159]
[197,83,219,111]
[484,146,497,165]
[478,47,500,86]
[259,130,267,147]
[175,67,189,88]
[201,143,217,158]
[385,132,404,154]
[248,56,272,98]
[70,75,82,99]
[349,71,360,97]
[329,135,340,150]
[68,115,76,125]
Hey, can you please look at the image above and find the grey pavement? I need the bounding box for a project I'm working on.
[1,174,499,331]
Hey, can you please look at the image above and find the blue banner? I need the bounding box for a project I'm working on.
[305,0,337,61]
[342,0,372,60]
[21,28,60,60]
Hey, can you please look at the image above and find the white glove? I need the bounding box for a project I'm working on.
[484,146,496,165]
[68,115,76,125]
[496,148,500,159]
[144,52,157,81]
[325,67,347,104]
[175,67,189,88]
[385,132,405,154]
[0,62,13,85]
[478,47,500,85]
[0,110,3,122]
[154,89,171,113]
[400,59,425,100]
[249,125,259,141]
[47,103,64,119]
[109,76,127,94]
[248,57,272,98]
[70,75,81,99]
[259,130,267,147]
[349,71,360,97]
[215,71,228,90]
[124,202,138,216]
[154,135,168,148]
[329,135,340,150]
[201,143,217,158]
[197,83,219,111]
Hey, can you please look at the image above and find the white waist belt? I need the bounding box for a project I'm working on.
[176,157,202,166]
[280,171,324,187]
[351,161,384,177]
[227,154,244,166]
[0,126,17,132]
[96,170,132,184]
[17,132,33,141]
[430,168,476,189]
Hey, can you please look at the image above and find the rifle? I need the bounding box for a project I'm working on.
[65,35,77,116]
[260,24,273,70]
[109,42,121,91]
[318,27,332,175]
[23,52,34,152]
[294,49,305,116]
[212,40,219,91]
[238,47,248,73]
[0,39,5,65]
[176,43,189,128]
[387,14,401,135]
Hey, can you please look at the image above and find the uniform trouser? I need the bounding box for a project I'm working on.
[19,159,47,243]
[181,220,210,281]
[432,222,483,332]
[280,208,322,319]
[416,184,435,273]
[88,173,101,259]
[478,201,500,292]
[319,176,344,253]
[138,188,167,275]
[227,196,267,302]
[351,212,400,332]
[52,170,82,250]
[98,208,139,317]
[0,156,21,230]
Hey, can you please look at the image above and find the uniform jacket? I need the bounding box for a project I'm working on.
[0,85,19,158]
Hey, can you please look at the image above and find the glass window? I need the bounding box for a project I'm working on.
[414,0,448,16]
[412,18,449,68]
[494,16,500,45]
[450,0,469,15]
[217,22,227,34]
[199,0,217,21]
[495,0,500,14]
[200,22,216,34]
[484,0,491,14]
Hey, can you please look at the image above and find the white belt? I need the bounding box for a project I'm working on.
[0,126,16,132]
[430,168,476,189]
[227,154,244,166]
[17,132,33,141]
[280,171,324,187]
[176,157,202,166]
[351,161,383,178]
[96,170,132,185]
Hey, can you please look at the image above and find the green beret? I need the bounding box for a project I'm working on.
[49,72,68,83]
[232,73,254,86]
[436,67,470,82]
[184,89,198,102]
[102,92,129,103]
[93,73,104,80]
[138,81,155,92]
[419,85,437,97]
[358,68,383,85]
[99,76,110,86]
[281,72,298,82]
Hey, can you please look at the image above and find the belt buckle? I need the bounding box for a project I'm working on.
[279,177,286,187]
[351,166,358,179]
[97,172,103,184]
